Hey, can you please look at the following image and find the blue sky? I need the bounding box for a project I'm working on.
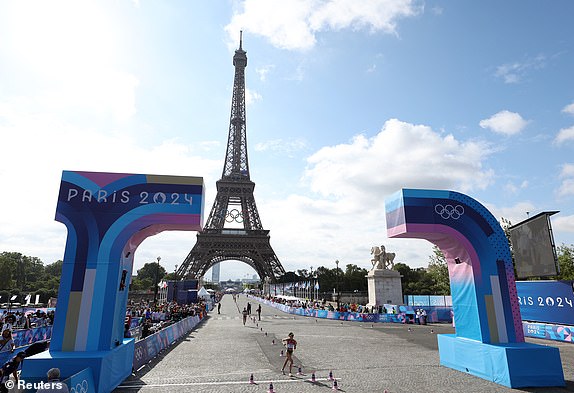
[0,0,573,281]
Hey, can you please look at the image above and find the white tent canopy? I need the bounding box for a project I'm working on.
[274,295,299,301]
[197,287,210,299]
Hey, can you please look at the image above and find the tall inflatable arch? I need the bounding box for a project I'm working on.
[22,171,204,393]
[385,189,564,388]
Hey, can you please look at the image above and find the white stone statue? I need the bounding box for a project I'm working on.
[370,245,395,270]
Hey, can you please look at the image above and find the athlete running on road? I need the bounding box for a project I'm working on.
[281,332,297,376]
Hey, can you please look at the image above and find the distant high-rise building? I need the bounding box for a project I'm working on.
[212,262,220,283]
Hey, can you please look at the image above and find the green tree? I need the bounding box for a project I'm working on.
[556,244,574,280]
[130,277,153,291]
[343,264,368,292]
[44,260,64,277]
[0,255,14,290]
[314,266,338,295]
[393,262,434,294]
[427,246,450,295]
[136,262,167,286]
[24,256,45,290]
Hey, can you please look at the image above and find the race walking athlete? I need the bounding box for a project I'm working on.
[281,332,297,376]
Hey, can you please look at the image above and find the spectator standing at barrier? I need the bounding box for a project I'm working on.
[141,319,152,339]
[0,330,14,354]
[1,315,14,333]
[242,307,248,326]
[256,304,261,321]
[35,367,69,393]
[0,351,25,393]
[281,332,297,376]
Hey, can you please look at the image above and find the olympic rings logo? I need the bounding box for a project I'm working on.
[70,379,89,393]
[225,209,243,223]
[135,346,144,361]
[434,204,464,220]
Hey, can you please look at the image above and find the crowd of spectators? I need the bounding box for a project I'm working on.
[0,309,54,332]
[125,295,220,340]
[260,295,396,314]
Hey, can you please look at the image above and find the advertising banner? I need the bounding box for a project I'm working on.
[516,281,574,325]
[523,322,574,343]
[132,315,202,371]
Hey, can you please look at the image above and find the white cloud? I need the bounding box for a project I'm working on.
[260,193,434,272]
[256,65,275,81]
[303,119,494,209]
[555,125,574,145]
[553,215,574,236]
[557,179,574,198]
[562,102,574,115]
[1,1,139,122]
[0,102,221,266]
[245,88,262,105]
[504,180,529,195]
[479,110,529,135]
[488,202,536,227]
[557,163,574,198]
[495,55,546,84]
[225,0,422,51]
[561,164,574,178]
[251,118,497,272]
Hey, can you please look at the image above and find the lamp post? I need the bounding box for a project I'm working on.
[310,266,314,301]
[173,264,178,304]
[335,260,340,309]
[153,256,161,305]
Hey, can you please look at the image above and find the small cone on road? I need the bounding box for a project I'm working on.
[280,349,284,357]
[430,329,434,333]
[297,366,303,375]
[408,327,412,332]
[261,327,263,331]
[249,374,255,384]
[265,332,268,336]
[332,379,338,391]
[268,382,275,393]
[371,324,374,328]
[311,372,316,382]
[272,339,275,345]
[329,370,334,380]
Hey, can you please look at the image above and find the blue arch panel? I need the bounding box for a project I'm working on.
[385,189,564,388]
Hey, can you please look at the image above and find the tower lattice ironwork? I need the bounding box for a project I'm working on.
[177,33,285,282]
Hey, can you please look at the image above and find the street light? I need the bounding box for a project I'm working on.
[310,266,314,301]
[335,260,340,309]
[173,264,178,304]
[153,256,161,305]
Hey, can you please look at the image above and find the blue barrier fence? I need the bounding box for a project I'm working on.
[0,326,52,366]
[254,297,454,324]
[132,314,203,371]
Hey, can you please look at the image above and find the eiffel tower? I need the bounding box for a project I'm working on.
[178,33,285,282]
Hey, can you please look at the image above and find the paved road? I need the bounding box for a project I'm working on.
[115,294,574,393]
